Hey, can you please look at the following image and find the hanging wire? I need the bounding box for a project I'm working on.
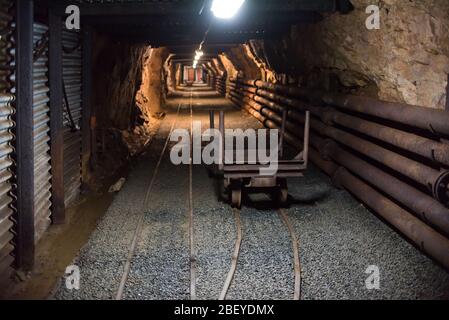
[193,1,213,65]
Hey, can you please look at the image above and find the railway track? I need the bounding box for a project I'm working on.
[219,208,243,300]
[187,92,301,300]
[218,207,301,300]
[115,104,182,300]
[189,92,198,300]
[115,95,301,300]
[278,208,302,300]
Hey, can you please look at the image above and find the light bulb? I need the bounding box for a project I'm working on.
[211,0,245,19]
[195,50,204,60]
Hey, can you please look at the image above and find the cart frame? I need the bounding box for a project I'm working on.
[210,108,310,208]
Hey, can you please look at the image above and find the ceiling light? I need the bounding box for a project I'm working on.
[211,0,245,19]
[195,50,204,60]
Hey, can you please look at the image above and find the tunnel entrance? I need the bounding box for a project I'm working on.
[1,0,449,301]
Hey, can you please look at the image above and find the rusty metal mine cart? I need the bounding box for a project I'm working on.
[210,108,311,208]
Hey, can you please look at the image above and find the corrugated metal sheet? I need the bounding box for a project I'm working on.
[33,22,52,243]
[62,29,82,207]
[0,0,15,284]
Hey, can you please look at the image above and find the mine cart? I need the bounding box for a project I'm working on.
[209,108,310,208]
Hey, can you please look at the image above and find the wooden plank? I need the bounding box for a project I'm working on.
[54,1,197,16]
[53,0,339,16]
[49,10,65,224]
[15,0,35,270]
[82,11,320,26]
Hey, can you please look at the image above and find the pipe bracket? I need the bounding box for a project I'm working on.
[433,170,449,205]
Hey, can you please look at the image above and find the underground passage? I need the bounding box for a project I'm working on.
[1,0,449,303]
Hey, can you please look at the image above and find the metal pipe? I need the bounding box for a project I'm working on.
[231,87,449,201]
[231,89,449,235]
[250,79,449,138]
[321,93,449,137]
[233,93,449,269]
[325,140,449,235]
[240,84,449,166]
[335,167,449,270]
[324,109,449,166]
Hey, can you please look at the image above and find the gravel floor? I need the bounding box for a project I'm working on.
[53,95,449,300]
[53,109,183,300]
[122,108,191,300]
[286,166,449,300]
[192,164,235,300]
[226,204,295,300]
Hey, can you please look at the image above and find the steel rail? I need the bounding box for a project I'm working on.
[189,92,197,300]
[278,209,301,300]
[219,208,243,301]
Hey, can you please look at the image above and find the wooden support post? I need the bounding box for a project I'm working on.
[82,25,94,186]
[49,10,65,224]
[15,0,34,270]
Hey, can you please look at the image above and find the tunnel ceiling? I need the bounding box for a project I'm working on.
[43,0,352,55]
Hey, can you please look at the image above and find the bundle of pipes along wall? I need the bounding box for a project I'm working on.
[228,78,449,269]
[215,76,226,96]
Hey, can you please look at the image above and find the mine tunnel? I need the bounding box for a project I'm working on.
[1,0,449,301]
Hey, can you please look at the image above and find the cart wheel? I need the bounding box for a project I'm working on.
[278,179,288,206]
[223,178,230,190]
[230,181,242,209]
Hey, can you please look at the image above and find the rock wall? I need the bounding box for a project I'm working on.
[220,42,286,83]
[225,46,262,80]
[243,42,277,82]
[136,47,170,117]
[218,53,239,94]
[219,53,238,79]
[212,58,226,76]
[290,0,449,109]
[90,34,150,189]
[165,55,177,92]
[90,37,171,188]
[93,35,147,130]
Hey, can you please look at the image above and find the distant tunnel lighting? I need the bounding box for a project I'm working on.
[195,50,204,60]
[211,0,245,19]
